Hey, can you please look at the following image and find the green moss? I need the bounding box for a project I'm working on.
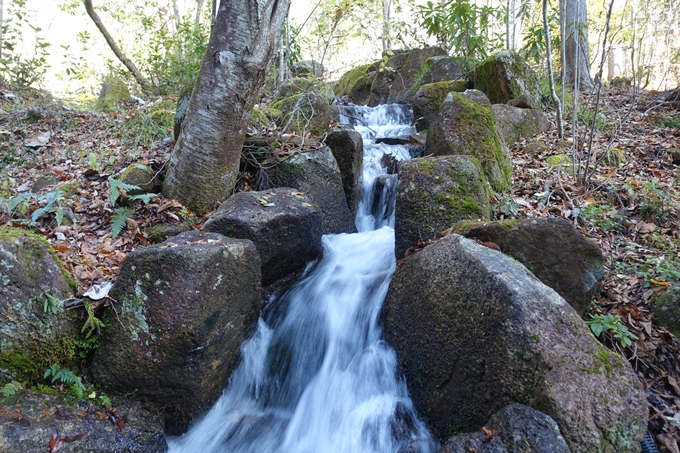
[472,51,539,106]
[335,63,374,96]
[545,154,573,166]
[55,179,81,197]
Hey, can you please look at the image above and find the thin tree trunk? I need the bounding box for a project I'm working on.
[564,0,593,90]
[544,0,563,138]
[0,0,4,59]
[83,0,148,91]
[505,0,511,50]
[195,0,206,24]
[382,0,391,53]
[162,0,291,213]
[171,0,182,28]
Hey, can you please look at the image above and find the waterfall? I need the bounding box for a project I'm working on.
[168,104,438,453]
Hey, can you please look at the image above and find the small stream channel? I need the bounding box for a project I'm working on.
[168,104,438,453]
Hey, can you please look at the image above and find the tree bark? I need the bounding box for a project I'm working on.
[195,0,206,24]
[563,0,593,90]
[0,0,4,59]
[83,0,148,91]
[162,0,291,213]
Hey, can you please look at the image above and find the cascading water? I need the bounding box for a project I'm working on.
[168,104,437,453]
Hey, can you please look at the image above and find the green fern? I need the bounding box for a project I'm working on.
[44,364,86,392]
[82,300,105,338]
[39,292,62,314]
[108,177,141,205]
[1,382,22,398]
[111,207,134,238]
[129,193,158,205]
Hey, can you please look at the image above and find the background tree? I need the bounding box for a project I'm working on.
[563,0,593,90]
[162,0,290,213]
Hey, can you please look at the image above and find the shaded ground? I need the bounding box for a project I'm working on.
[1,82,679,451]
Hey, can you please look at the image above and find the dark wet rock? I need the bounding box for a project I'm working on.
[202,188,322,285]
[272,91,332,137]
[425,90,512,192]
[382,234,648,452]
[412,81,470,132]
[325,130,364,217]
[0,391,167,452]
[492,104,551,145]
[372,174,397,225]
[0,227,78,385]
[289,60,324,78]
[452,218,604,316]
[144,221,192,244]
[92,231,261,435]
[652,285,680,337]
[268,147,356,234]
[369,47,447,106]
[394,156,490,258]
[487,404,571,452]
[437,432,507,453]
[472,51,541,109]
[116,163,162,195]
[421,55,475,85]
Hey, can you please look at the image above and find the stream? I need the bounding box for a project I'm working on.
[168,104,438,453]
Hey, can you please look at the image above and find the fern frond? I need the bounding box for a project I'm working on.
[129,193,159,205]
[109,178,142,205]
[111,207,134,238]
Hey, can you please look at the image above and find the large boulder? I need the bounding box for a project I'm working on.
[268,147,357,234]
[202,188,323,285]
[411,80,470,132]
[492,104,551,145]
[472,51,541,109]
[98,76,130,110]
[92,231,261,434]
[0,227,78,385]
[382,234,648,452]
[275,77,335,103]
[437,432,507,453]
[420,55,475,85]
[272,91,332,137]
[425,90,512,192]
[289,60,324,78]
[334,62,379,105]
[116,162,162,196]
[394,156,490,258]
[452,218,604,316]
[369,47,447,106]
[0,391,167,452]
[652,285,680,336]
[325,129,364,217]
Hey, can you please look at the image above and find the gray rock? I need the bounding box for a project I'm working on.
[325,130,364,217]
[0,391,167,452]
[472,51,541,109]
[31,175,57,192]
[492,104,551,145]
[382,234,648,452]
[334,62,379,105]
[272,91,332,137]
[92,231,261,434]
[652,285,680,336]
[452,218,604,316]
[487,404,571,453]
[275,78,334,103]
[98,76,130,110]
[268,147,356,234]
[425,90,513,192]
[394,156,490,258]
[0,227,77,386]
[144,222,192,244]
[202,188,323,285]
[289,60,324,78]
[411,80,470,132]
[116,163,162,196]
[437,432,507,453]
[421,55,473,85]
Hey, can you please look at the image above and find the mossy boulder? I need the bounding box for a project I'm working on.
[275,77,334,103]
[420,55,476,85]
[91,231,262,435]
[382,234,648,451]
[97,76,130,110]
[0,227,78,385]
[334,62,379,105]
[289,60,324,78]
[492,103,551,145]
[144,221,192,244]
[394,155,491,258]
[412,80,470,132]
[472,51,541,109]
[425,90,512,192]
[652,285,680,336]
[272,92,331,137]
[116,163,162,196]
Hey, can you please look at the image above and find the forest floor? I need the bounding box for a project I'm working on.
[1,82,679,451]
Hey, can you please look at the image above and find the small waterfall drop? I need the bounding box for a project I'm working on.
[168,104,437,453]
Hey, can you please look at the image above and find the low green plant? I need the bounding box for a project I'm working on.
[0,190,67,226]
[1,381,23,398]
[658,115,680,129]
[633,256,680,287]
[586,313,638,347]
[81,300,105,338]
[494,195,519,218]
[44,364,86,397]
[581,203,625,233]
[39,292,63,314]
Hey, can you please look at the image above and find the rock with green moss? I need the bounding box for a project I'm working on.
[492,103,551,145]
[275,77,335,103]
[91,231,261,435]
[412,80,470,132]
[267,147,356,235]
[394,155,491,258]
[272,92,331,137]
[425,90,512,192]
[452,218,604,316]
[97,76,130,110]
[0,227,78,385]
[420,55,476,86]
[289,60,324,78]
[0,390,167,452]
[144,221,192,244]
[369,47,447,106]
[472,51,541,109]
[653,285,680,336]
[334,62,379,104]
[116,163,162,196]
[382,234,648,452]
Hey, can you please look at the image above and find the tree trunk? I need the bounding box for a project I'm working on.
[0,0,4,59]
[382,0,391,53]
[195,0,206,24]
[83,0,148,91]
[563,0,593,90]
[162,0,291,213]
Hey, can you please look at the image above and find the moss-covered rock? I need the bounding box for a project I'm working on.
[653,285,680,336]
[97,76,130,110]
[275,77,335,103]
[425,90,512,192]
[272,92,332,137]
[116,163,162,196]
[412,80,471,132]
[492,103,551,145]
[472,51,541,108]
[289,60,324,78]
[394,155,491,258]
[420,55,476,85]
[0,227,78,385]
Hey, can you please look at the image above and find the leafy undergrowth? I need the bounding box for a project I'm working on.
[1,82,680,449]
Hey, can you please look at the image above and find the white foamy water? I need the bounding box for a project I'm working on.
[168,104,436,453]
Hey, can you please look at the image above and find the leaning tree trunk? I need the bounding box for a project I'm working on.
[563,0,593,90]
[162,0,291,213]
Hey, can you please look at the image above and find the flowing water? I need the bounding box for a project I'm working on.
[168,104,437,453]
